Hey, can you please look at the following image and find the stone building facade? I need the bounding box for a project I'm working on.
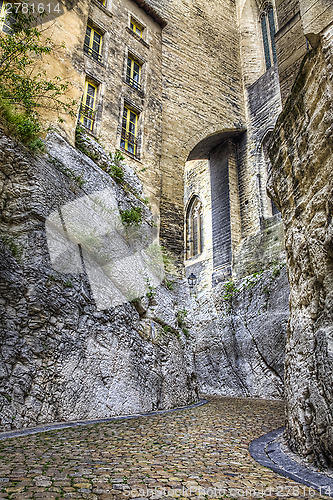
[6,0,328,291]
[184,0,285,288]
[34,0,289,290]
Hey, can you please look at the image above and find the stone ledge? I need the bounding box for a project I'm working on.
[249,428,333,497]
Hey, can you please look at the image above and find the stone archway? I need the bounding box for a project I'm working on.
[183,129,245,287]
[159,126,245,262]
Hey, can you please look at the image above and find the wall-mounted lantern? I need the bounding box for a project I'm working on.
[187,273,197,289]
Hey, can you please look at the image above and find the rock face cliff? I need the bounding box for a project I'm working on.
[0,128,290,431]
[268,26,333,467]
[0,132,198,431]
[193,267,289,399]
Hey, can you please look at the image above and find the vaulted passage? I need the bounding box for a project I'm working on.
[184,131,246,287]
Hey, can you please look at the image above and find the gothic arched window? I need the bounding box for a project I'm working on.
[186,196,204,259]
[261,4,277,70]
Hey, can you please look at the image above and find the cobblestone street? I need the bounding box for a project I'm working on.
[0,397,326,499]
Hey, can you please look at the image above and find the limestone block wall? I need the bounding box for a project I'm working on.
[236,0,267,88]
[235,0,285,266]
[300,0,333,41]
[274,0,308,102]
[268,26,333,466]
[232,216,286,279]
[210,142,234,282]
[145,0,246,257]
[0,132,198,431]
[232,29,285,278]
[240,65,282,238]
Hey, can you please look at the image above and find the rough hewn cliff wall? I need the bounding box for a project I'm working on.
[192,266,289,399]
[0,132,198,431]
[0,129,290,430]
[268,26,333,466]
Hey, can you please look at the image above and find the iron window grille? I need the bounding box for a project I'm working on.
[79,103,96,131]
[120,129,139,156]
[126,75,142,91]
[83,44,102,63]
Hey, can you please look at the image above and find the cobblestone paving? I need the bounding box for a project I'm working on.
[0,397,327,499]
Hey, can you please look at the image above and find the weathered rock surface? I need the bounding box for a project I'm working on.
[0,131,290,431]
[193,267,289,399]
[0,132,198,431]
[268,26,333,467]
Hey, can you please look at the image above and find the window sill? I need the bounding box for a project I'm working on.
[120,147,142,163]
[123,79,145,97]
[125,27,149,48]
[83,51,105,68]
[90,0,113,18]
[185,252,204,263]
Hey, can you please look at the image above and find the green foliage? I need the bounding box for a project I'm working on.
[0,4,75,150]
[0,235,22,262]
[146,278,156,299]
[272,265,281,278]
[46,274,73,288]
[0,94,43,150]
[176,308,190,338]
[245,270,263,288]
[107,150,125,183]
[111,149,125,165]
[176,308,187,328]
[162,250,172,269]
[110,164,124,182]
[76,138,126,183]
[222,281,239,301]
[182,327,190,338]
[164,279,174,290]
[162,324,180,339]
[120,206,142,225]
